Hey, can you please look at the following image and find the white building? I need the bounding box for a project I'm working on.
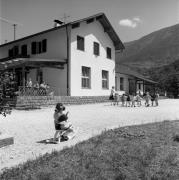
[0,13,124,96]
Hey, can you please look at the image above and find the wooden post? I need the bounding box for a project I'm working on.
[65,24,71,96]
[22,66,25,87]
[143,81,145,94]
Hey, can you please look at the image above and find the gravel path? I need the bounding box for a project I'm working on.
[0,99,179,172]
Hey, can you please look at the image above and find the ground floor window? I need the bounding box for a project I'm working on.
[102,70,109,89]
[81,66,91,88]
[120,77,124,91]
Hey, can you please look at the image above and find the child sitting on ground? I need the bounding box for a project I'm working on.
[53,103,71,142]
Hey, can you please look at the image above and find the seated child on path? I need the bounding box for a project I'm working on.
[53,103,70,142]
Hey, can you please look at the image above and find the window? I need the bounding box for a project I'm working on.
[21,45,27,56]
[42,39,47,53]
[86,18,94,24]
[106,47,112,59]
[102,70,109,89]
[93,42,100,56]
[8,49,13,57]
[81,66,91,88]
[120,77,124,91]
[31,42,37,54]
[77,36,84,51]
[72,23,80,29]
[14,46,19,56]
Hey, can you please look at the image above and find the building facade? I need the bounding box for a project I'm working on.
[0,13,124,96]
[115,65,157,95]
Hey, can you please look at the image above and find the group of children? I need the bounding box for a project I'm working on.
[110,88,159,107]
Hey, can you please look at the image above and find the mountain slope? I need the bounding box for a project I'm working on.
[116,23,179,68]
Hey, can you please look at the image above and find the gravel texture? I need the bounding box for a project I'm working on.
[0,99,179,172]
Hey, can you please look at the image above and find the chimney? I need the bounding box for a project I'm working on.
[54,20,64,27]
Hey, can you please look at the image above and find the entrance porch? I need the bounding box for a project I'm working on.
[0,57,67,96]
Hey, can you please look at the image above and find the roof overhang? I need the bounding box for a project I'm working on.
[0,58,67,70]
[71,13,125,51]
[0,13,125,52]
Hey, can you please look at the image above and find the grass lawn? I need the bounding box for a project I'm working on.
[1,120,179,180]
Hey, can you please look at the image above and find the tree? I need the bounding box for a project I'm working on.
[0,71,16,117]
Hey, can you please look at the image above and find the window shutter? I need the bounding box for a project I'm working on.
[31,42,37,54]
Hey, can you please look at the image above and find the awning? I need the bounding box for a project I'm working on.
[0,58,67,70]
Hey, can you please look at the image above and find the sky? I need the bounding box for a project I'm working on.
[0,0,179,44]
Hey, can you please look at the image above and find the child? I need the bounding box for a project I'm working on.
[144,92,151,107]
[136,93,142,107]
[155,92,159,106]
[113,92,120,106]
[109,86,115,105]
[53,103,70,142]
[151,93,156,106]
[121,93,127,107]
[126,94,131,107]
[130,93,136,107]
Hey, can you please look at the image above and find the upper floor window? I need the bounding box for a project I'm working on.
[72,23,80,29]
[31,39,47,55]
[120,77,124,91]
[21,44,27,56]
[81,66,91,89]
[93,42,100,56]
[31,42,37,54]
[77,36,84,51]
[86,18,94,24]
[14,46,19,56]
[102,70,109,89]
[106,47,112,59]
[8,49,13,57]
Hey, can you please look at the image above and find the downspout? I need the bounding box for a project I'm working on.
[65,24,71,96]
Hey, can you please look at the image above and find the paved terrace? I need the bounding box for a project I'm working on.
[0,99,179,172]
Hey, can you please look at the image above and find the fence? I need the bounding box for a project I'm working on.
[17,86,62,96]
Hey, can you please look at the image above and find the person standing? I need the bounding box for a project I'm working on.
[155,92,159,106]
[109,86,115,105]
[144,92,151,107]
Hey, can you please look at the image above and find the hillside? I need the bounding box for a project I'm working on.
[116,23,179,69]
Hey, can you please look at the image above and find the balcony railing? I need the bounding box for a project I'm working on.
[0,55,30,62]
[17,86,62,96]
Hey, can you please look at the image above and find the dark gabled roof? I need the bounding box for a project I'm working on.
[0,13,125,51]
[116,64,157,84]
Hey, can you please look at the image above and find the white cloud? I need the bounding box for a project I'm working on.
[119,17,142,28]
[133,17,141,23]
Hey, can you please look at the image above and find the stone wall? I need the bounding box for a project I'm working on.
[15,96,111,109]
